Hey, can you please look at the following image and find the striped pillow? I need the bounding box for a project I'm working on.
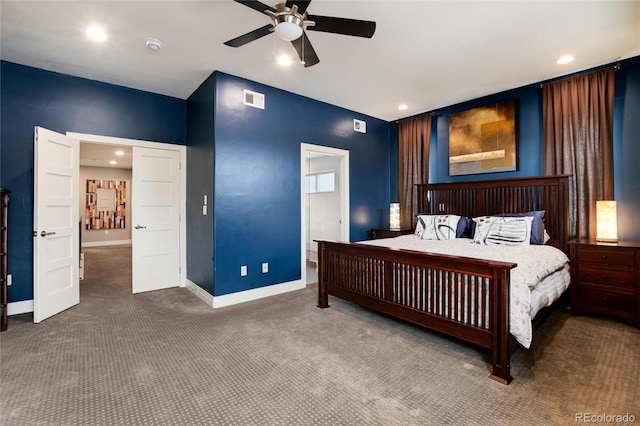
[485,216,533,246]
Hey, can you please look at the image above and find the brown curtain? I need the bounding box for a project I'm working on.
[398,114,431,229]
[542,67,615,239]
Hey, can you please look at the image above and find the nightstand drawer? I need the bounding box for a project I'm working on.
[578,248,635,268]
[578,265,635,289]
[579,287,636,313]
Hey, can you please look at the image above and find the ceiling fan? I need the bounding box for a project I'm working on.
[224,0,376,67]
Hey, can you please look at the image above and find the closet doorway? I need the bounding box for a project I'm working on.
[300,144,349,285]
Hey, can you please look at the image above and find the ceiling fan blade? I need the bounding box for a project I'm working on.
[291,32,320,67]
[306,15,376,38]
[285,1,312,14]
[232,0,277,15]
[224,24,273,48]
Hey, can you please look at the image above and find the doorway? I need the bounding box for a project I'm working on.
[69,132,186,293]
[33,129,186,322]
[300,143,349,285]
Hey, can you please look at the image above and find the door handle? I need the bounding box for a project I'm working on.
[40,230,56,237]
[135,225,147,229]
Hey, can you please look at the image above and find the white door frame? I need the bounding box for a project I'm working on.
[67,132,187,289]
[300,143,349,286]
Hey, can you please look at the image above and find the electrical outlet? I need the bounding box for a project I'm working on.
[240,265,247,276]
[7,274,12,286]
[262,262,268,273]
[105,230,109,235]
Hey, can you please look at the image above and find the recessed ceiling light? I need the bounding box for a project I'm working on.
[109,160,117,165]
[398,104,408,111]
[556,55,574,65]
[86,26,107,41]
[115,150,124,156]
[277,56,292,66]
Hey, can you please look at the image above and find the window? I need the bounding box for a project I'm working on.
[305,170,335,193]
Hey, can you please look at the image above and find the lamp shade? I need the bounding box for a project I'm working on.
[596,200,617,242]
[390,203,400,230]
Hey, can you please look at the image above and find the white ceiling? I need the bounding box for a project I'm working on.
[80,143,132,169]
[1,1,639,122]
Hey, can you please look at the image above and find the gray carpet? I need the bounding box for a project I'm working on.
[1,245,638,425]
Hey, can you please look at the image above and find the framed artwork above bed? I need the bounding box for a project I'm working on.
[449,99,518,176]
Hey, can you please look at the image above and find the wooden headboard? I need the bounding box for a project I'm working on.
[416,175,570,254]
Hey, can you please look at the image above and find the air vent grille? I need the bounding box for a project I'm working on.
[354,119,366,133]
[243,89,265,109]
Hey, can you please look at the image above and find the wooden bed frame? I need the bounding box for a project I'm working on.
[316,175,570,384]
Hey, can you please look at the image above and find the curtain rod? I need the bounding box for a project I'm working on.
[540,62,620,88]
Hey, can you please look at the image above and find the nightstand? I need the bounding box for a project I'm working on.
[371,228,413,240]
[569,238,640,328]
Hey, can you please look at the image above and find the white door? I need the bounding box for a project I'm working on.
[33,127,79,323]
[132,147,180,293]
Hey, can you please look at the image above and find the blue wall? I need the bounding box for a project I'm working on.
[208,72,391,296]
[0,61,187,303]
[186,73,216,295]
[425,56,640,241]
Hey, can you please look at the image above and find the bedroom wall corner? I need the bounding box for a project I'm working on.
[186,71,216,296]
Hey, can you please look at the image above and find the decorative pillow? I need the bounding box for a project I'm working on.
[485,216,533,246]
[415,214,461,240]
[456,216,471,238]
[472,216,497,244]
[497,210,545,245]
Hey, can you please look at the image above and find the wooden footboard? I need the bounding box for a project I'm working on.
[317,240,517,384]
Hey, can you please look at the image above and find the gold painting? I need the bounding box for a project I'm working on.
[449,100,517,176]
[85,179,127,230]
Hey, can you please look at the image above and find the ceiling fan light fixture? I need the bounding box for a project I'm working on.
[274,16,303,41]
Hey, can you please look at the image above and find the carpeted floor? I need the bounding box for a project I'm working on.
[1,245,638,425]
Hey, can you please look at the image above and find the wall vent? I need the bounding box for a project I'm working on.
[243,89,265,109]
[353,119,366,133]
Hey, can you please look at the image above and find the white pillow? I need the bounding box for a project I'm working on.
[415,215,461,240]
[486,216,533,246]
[472,216,497,244]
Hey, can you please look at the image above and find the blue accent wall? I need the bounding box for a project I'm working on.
[186,73,216,294]
[207,72,391,296]
[0,61,186,303]
[426,56,640,241]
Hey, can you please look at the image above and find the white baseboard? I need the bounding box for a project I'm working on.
[185,279,305,309]
[82,240,131,248]
[8,300,34,315]
[185,279,214,307]
[212,279,305,308]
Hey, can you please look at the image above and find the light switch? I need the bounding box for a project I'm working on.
[203,195,207,205]
[202,205,207,215]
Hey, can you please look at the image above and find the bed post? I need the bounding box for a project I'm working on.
[317,241,330,309]
[489,268,514,385]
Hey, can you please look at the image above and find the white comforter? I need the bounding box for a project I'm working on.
[359,235,570,348]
